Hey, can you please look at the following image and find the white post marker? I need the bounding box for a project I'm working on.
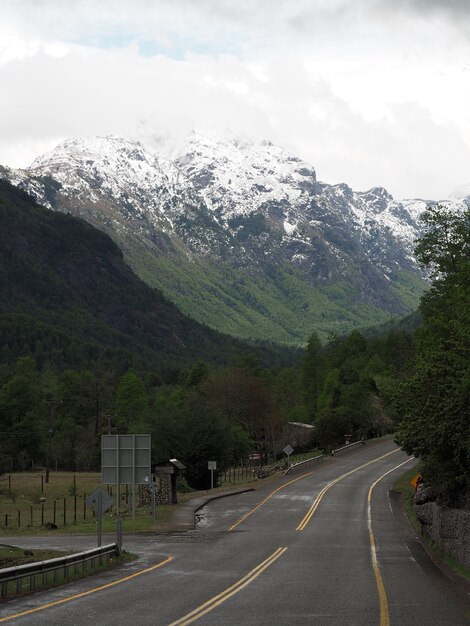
[208,461,217,489]
[283,444,294,469]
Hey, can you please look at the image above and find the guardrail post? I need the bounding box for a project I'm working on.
[0,544,119,600]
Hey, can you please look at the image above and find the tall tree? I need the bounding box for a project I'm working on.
[301,332,323,420]
[397,205,470,500]
[116,370,148,431]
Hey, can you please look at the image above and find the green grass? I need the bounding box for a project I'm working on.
[0,471,175,535]
[0,547,134,600]
[393,467,470,584]
[392,466,422,533]
[0,545,69,568]
[288,449,323,466]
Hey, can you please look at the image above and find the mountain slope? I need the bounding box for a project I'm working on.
[2,134,435,344]
[0,180,296,371]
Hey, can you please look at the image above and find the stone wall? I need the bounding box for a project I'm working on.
[414,486,470,568]
[139,475,173,506]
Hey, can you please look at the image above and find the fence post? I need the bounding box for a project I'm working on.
[74,495,77,524]
[63,498,66,526]
[30,505,33,527]
[53,500,56,525]
[83,494,86,521]
[17,510,20,529]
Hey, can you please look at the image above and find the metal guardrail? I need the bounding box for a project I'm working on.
[284,454,324,475]
[0,543,119,599]
[331,440,365,456]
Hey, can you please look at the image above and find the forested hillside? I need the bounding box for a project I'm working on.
[0,182,467,497]
[0,179,296,373]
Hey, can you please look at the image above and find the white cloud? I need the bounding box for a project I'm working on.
[0,0,469,199]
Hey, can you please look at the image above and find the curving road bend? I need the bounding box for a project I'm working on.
[0,439,468,625]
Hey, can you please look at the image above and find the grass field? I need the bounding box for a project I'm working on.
[0,471,176,535]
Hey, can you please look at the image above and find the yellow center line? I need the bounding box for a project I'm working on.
[296,448,401,531]
[228,471,315,531]
[0,555,173,623]
[368,457,414,626]
[168,547,288,626]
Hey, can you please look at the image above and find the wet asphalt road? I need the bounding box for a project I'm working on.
[0,439,468,625]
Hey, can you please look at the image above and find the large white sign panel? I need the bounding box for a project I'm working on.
[101,434,151,485]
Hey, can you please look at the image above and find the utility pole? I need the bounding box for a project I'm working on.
[103,414,116,435]
[44,399,62,484]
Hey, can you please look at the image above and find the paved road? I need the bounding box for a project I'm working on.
[0,440,468,625]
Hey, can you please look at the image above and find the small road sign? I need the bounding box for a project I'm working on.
[283,445,294,456]
[410,473,422,490]
[283,444,294,469]
[208,461,217,489]
[86,489,113,547]
[86,488,113,513]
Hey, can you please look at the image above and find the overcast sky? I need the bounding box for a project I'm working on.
[1,0,469,199]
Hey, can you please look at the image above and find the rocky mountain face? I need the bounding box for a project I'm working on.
[1,133,452,345]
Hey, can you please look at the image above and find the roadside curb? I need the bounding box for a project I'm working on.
[171,487,256,531]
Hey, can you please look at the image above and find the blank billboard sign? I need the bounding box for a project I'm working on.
[101,434,151,485]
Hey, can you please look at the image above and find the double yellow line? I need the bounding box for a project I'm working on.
[168,547,288,626]
[296,448,400,531]
[228,471,315,531]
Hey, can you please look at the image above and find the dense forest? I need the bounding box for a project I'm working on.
[396,204,470,502]
[0,324,416,489]
[0,180,468,497]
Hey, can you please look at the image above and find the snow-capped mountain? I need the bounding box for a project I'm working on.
[2,133,460,344]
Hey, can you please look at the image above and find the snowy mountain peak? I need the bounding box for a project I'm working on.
[2,131,450,342]
[175,132,317,220]
[30,136,153,169]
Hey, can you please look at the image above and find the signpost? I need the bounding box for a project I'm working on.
[208,461,217,489]
[283,444,294,469]
[101,434,151,549]
[86,488,113,547]
[148,479,157,525]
